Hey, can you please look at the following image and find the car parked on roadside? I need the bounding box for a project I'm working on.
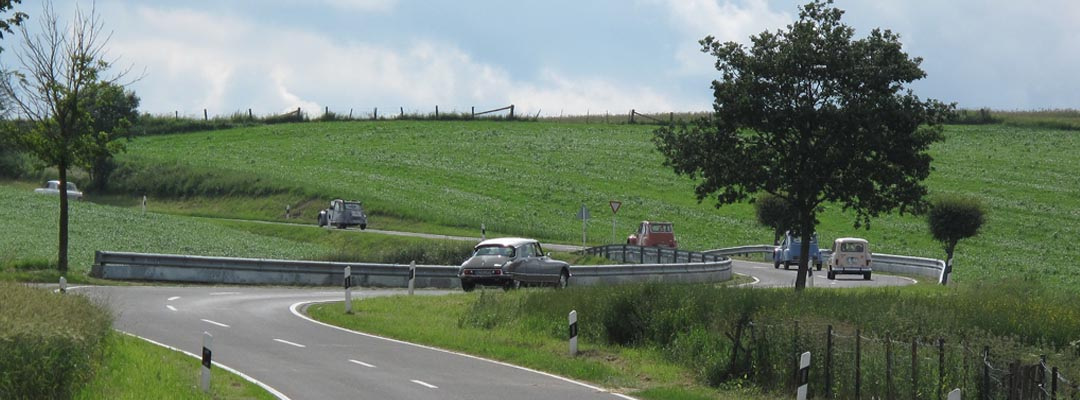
[33,180,83,200]
[627,221,678,248]
[827,237,872,280]
[773,231,822,271]
[458,237,571,292]
[318,199,367,229]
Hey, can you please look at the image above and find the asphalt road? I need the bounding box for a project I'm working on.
[731,259,918,288]
[77,285,633,400]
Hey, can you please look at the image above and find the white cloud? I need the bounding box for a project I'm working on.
[653,0,791,75]
[105,4,682,117]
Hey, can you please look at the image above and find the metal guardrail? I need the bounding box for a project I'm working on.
[91,250,733,288]
[703,245,948,283]
[581,244,727,264]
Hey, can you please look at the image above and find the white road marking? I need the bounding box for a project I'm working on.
[166,305,178,312]
[411,380,438,389]
[612,394,638,400]
[291,301,638,400]
[349,359,376,368]
[116,331,292,400]
[210,292,240,296]
[201,319,230,328]
[167,296,181,301]
[274,338,306,348]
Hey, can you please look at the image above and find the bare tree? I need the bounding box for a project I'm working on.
[1,1,129,274]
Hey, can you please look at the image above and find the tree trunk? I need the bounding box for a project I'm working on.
[773,227,782,245]
[794,228,812,290]
[58,159,69,275]
[940,243,955,285]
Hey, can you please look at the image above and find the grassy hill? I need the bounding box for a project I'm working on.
[110,120,1080,290]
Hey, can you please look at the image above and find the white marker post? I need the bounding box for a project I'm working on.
[344,266,353,314]
[142,195,147,214]
[577,204,590,248]
[201,331,213,393]
[481,223,486,241]
[59,276,67,294]
[796,351,810,400]
[947,388,961,400]
[568,310,578,356]
[408,261,416,296]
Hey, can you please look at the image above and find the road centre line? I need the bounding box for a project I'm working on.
[348,359,376,368]
[167,296,181,301]
[201,319,230,328]
[291,301,638,400]
[274,338,307,348]
[166,305,178,312]
[410,380,438,389]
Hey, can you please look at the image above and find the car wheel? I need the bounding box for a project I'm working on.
[461,281,475,292]
[863,272,872,280]
[502,281,513,291]
[773,260,780,269]
[816,263,822,271]
[511,280,522,290]
[783,262,790,270]
[557,271,569,289]
[359,223,367,230]
[827,271,835,280]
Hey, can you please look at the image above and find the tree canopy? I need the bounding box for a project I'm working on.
[653,0,953,289]
[927,194,985,284]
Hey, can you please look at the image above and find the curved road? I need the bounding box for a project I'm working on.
[731,259,918,288]
[78,285,632,400]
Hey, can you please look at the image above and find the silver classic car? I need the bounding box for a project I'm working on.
[33,180,83,200]
[458,237,571,292]
[318,199,367,229]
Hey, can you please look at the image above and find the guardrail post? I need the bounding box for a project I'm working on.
[569,310,578,356]
[344,266,353,314]
[201,331,212,392]
[408,261,416,295]
[622,244,627,263]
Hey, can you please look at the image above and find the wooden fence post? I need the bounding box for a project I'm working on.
[510,104,515,119]
[629,109,635,123]
[435,105,439,119]
[792,321,800,390]
[374,107,378,120]
[471,106,475,118]
[938,338,946,400]
[175,110,178,120]
[982,346,991,400]
[887,332,895,400]
[913,339,920,400]
[248,108,253,119]
[855,328,862,400]
[826,325,834,399]
[204,109,208,121]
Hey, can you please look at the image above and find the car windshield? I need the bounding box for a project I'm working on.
[841,242,865,252]
[474,245,514,257]
[344,203,362,211]
[66,182,77,191]
[650,224,672,233]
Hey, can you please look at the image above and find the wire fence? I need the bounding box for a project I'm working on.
[730,320,1080,399]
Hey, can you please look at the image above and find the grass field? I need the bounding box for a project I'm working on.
[113,121,1080,290]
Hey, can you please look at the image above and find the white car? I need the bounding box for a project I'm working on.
[827,237,872,280]
[33,180,83,200]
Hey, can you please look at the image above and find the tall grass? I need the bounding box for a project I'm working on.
[0,282,112,399]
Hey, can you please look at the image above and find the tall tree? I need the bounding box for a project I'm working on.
[81,81,139,191]
[927,194,985,285]
[0,2,128,274]
[654,0,952,290]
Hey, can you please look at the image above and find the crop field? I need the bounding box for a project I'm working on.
[115,121,1080,290]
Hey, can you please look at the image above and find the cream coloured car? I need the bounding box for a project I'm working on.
[826,237,872,280]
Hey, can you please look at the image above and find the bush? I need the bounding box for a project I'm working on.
[0,282,112,398]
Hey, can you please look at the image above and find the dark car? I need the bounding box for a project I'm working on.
[458,237,571,292]
[318,199,367,229]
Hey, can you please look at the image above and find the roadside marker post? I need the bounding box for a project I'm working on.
[408,261,416,295]
[569,310,578,356]
[344,266,353,314]
[59,276,67,294]
[796,351,810,400]
[201,331,213,392]
[481,223,486,241]
[948,389,961,400]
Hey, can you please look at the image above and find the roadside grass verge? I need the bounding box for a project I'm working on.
[309,282,1080,399]
[75,332,276,400]
[112,121,1080,291]
[0,282,112,398]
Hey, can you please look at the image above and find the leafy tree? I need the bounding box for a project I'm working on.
[0,2,130,274]
[754,193,793,245]
[927,194,985,285]
[653,0,953,290]
[0,0,26,47]
[81,81,139,191]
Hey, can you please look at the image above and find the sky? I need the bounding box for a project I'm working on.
[12,0,1080,117]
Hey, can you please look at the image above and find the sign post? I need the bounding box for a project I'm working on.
[576,204,590,248]
[609,201,622,244]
